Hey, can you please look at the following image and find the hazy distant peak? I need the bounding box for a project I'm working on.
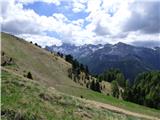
[114,42,133,47]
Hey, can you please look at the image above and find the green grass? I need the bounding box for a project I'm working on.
[57,84,160,118]
[1,70,144,120]
[1,32,78,88]
[1,32,160,119]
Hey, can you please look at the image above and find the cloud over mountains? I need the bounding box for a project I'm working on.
[1,0,159,47]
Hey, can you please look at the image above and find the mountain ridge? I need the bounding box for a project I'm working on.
[46,42,160,81]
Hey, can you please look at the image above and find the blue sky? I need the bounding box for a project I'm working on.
[24,2,59,17]
[1,0,160,47]
[24,1,87,18]
[24,1,89,22]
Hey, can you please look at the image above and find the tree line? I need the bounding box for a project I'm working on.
[57,53,160,109]
[123,71,160,109]
[65,54,102,92]
[98,69,160,109]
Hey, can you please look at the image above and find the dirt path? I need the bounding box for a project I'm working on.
[77,97,160,120]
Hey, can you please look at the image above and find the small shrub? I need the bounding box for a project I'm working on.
[2,51,5,56]
[9,57,12,62]
[80,95,83,99]
[1,61,6,66]
[35,43,38,46]
[39,93,52,101]
[27,72,33,79]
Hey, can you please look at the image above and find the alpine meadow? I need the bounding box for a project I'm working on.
[1,0,160,120]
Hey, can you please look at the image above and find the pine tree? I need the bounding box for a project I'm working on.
[116,73,125,88]
[111,80,119,98]
[90,80,95,91]
[80,64,84,71]
[65,54,73,63]
[95,81,101,92]
[85,65,89,80]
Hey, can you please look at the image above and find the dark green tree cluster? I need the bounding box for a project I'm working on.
[96,69,127,97]
[123,71,160,109]
[98,69,126,88]
[57,52,64,58]
[90,80,101,92]
[111,80,119,98]
[65,54,73,63]
[65,54,90,80]
[122,80,132,100]
[65,54,101,92]
[100,69,160,109]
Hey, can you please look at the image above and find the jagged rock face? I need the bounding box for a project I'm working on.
[46,42,160,81]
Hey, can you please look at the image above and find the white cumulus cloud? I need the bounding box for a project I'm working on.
[1,0,159,47]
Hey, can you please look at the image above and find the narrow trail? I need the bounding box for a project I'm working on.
[74,96,160,120]
[2,67,160,120]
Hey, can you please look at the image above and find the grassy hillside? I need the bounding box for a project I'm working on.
[1,32,79,89]
[1,69,148,120]
[1,32,160,119]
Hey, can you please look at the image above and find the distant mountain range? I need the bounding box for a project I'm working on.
[45,42,160,81]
